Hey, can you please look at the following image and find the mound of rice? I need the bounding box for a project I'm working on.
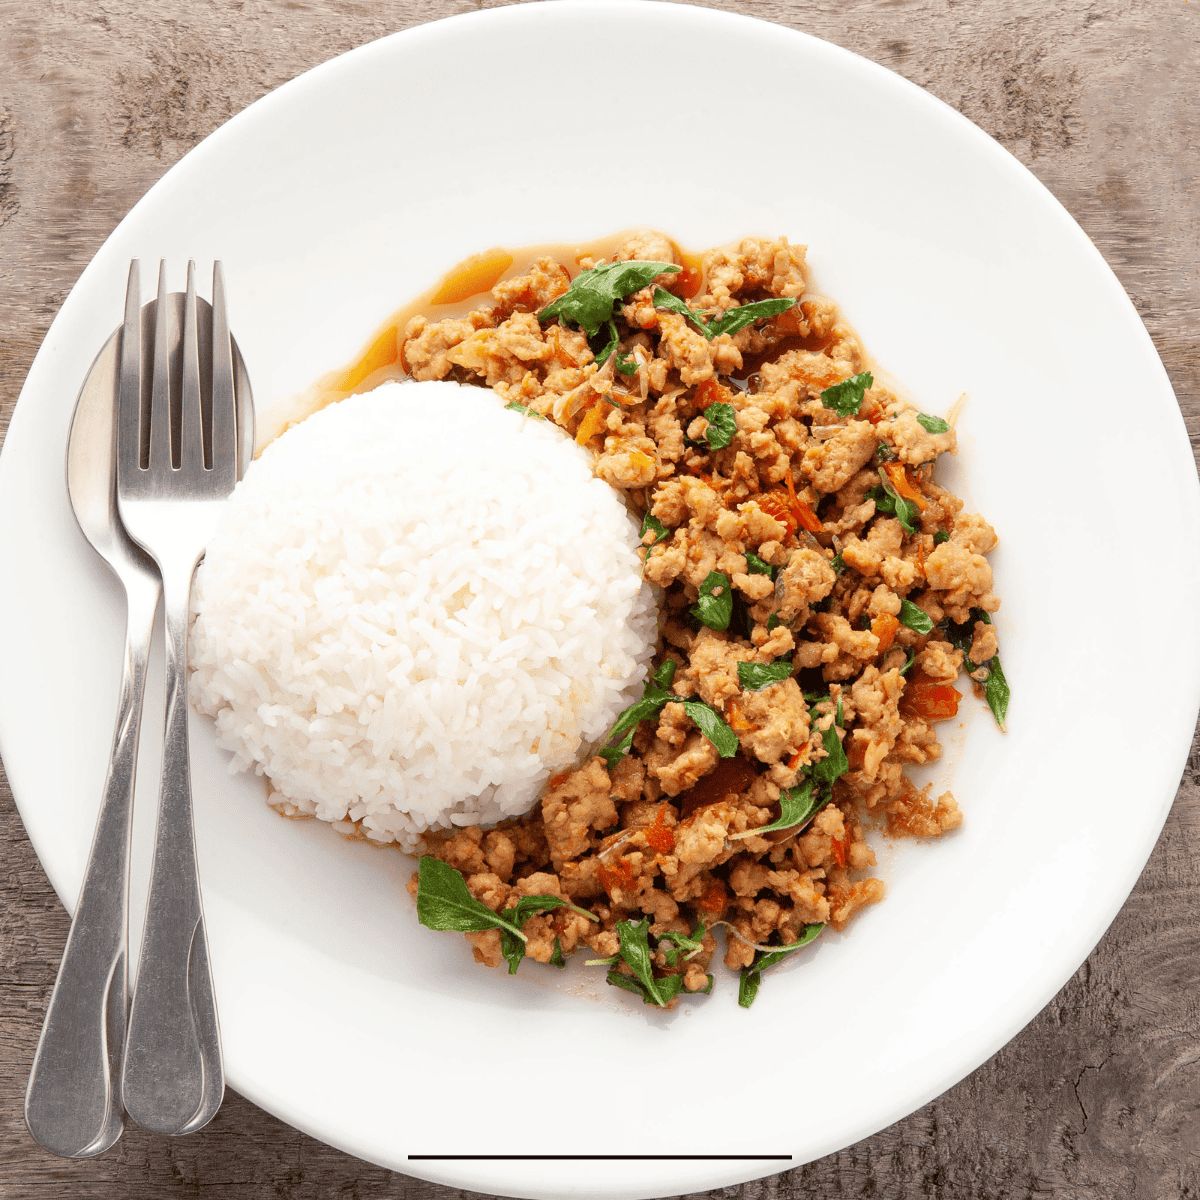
[189,380,657,850]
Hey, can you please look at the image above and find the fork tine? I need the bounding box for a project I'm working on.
[210,261,237,486]
[180,261,205,475]
[117,260,142,479]
[149,261,173,471]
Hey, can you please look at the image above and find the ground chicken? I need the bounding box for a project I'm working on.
[397,230,1003,1007]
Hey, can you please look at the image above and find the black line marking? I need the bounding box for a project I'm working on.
[408,1155,791,1161]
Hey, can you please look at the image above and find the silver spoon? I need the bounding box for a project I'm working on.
[24,286,252,1158]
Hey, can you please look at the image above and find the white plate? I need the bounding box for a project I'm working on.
[1,4,1197,1197]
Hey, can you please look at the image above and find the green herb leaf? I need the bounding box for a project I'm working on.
[737,661,794,691]
[820,371,874,417]
[679,700,739,757]
[652,658,678,690]
[941,610,1009,730]
[610,918,686,1007]
[540,260,679,337]
[500,894,583,927]
[868,482,918,535]
[984,653,1010,730]
[549,938,567,969]
[740,781,826,838]
[691,570,733,631]
[597,727,635,770]
[416,857,527,941]
[933,530,950,545]
[811,722,849,786]
[606,687,672,745]
[651,286,712,336]
[640,512,671,547]
[737,924,824,1008]
[504,401,546,420]
[917,412,950,434]
[766,614,782,631]
[897,598,934,635]
[614,349,639,375]
[701,402,738,450]
[590,319,620,366]
[745,551,774,577]
[899,648,916,675]
[500,928,524,975]
[830,552,846,576]
[658,918,707,962]
[707,297,797,339]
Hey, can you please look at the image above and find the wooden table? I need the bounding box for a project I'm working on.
[2,1,1197,1196]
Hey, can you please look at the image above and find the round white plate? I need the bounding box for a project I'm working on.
[2,4,1197,1197]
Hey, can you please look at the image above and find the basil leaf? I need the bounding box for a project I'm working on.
[933,530,950,545]
[766,614,782,631]
[599,666,678,765]
[691,570,733,631]
[416,857,526,941]
[500,928,524,975]
[984,653,1010,730]
[702,402,738,450]
[504,401,545,420]
[899,648,916,675]
[737,661,793,691]
[652,659,678,690]
[830,552,846,576]
[679,700,739,758]
[614,349,639,375]
[917,413,950,434]
[550,938,567,969]
[868,481,918,535]
[501,894,570,927]
[658,918,707,959]
[612,918,685,1007]
[811,722,848,786]
[606,690,671,744]
[707,297,797,339]
[737,923,824,1008]
[942,610,1009,730]
[745,781,826,837]
[597,728,635,770]
[652,286,711,336]
[898,598,934,635]
[745,551,774,577]
[539,260,679,337]
[640,512,671,547]
[819,371,874,417]
[590,319,620,366]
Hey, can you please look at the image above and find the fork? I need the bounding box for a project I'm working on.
[115,260,235,1135]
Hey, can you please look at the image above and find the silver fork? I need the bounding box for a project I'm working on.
[115,260,235,1135]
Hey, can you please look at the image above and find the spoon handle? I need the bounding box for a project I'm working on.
[24,566,161,1158]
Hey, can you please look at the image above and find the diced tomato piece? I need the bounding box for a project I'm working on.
[882,462,928,511]
[675,265,703,299]
[871,613,900,652]
[695,878,728,915]
[902,679,962,722]
[644,803,676,855]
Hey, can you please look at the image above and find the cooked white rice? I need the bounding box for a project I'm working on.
[189,380,657,849]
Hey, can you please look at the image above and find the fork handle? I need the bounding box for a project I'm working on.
[24,567,160,1157]
[121,553,223,1135]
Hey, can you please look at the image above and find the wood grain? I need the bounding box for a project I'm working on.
[2,1,1198,1197]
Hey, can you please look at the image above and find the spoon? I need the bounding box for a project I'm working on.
[24,290,252,1158]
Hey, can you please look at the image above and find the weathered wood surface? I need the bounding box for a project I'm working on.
[1,0,1198,1196]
